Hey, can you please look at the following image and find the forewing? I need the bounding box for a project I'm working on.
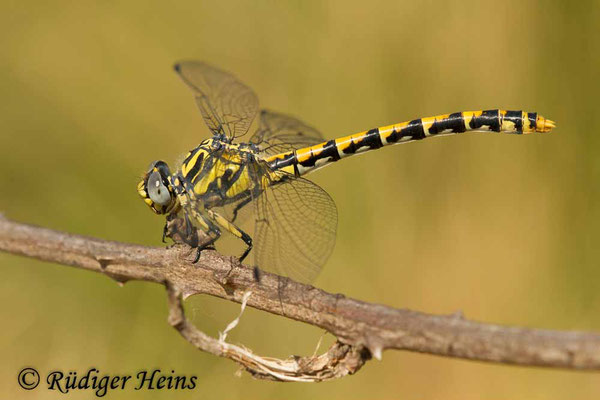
[250,110,325,156]
[174,61,259,140]
[254,173,337,283]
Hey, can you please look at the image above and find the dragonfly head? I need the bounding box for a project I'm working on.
[138,160,177,215]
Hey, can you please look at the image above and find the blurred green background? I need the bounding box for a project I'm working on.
[2,0,599,398]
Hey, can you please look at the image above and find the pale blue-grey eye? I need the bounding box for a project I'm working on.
[147,171,171,206]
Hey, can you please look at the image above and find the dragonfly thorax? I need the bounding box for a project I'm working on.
[177,138,266,209]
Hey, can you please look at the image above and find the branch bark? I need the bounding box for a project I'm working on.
[2,216,600,380]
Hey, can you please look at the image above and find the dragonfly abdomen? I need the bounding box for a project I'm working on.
[266,109,555,176]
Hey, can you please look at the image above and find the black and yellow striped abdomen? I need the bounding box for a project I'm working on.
[266,109,555,176]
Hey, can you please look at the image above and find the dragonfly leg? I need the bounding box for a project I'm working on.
[188,209,221,263]
[207,209,253,263]
[192,230,220,263]
[231,195,252,223]
[162,222,169,243]
[239,235,253,262]
[184,213,194,238]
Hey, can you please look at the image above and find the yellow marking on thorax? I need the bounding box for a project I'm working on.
[193,163,218,195]
[182,149,204,177]
[225,169,253,198]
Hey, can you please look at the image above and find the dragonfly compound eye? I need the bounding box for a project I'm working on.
[147,170,172,207]
[137,160,175,214]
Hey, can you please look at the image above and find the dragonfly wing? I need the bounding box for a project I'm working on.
[253,172,337,283]
[250,110,325,156]
[174,61,259,140]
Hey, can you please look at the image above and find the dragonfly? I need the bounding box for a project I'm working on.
[137,61,555,283]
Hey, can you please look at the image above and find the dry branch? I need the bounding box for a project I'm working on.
[2,216,600,380]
